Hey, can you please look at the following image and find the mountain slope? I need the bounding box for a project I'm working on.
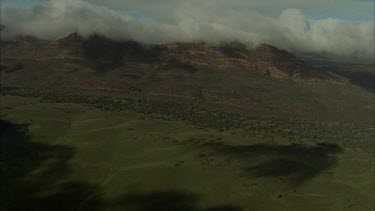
[2,33,331,80]
[1,33,373,126]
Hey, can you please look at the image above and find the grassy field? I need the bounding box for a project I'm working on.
[1,95,374,211]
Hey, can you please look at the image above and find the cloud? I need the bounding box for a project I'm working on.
[1,0,374,60]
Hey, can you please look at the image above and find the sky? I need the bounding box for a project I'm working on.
[0,0,374,60]
[2,0,374,20]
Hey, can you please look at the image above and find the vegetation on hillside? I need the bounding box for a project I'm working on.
[2,86,373,152]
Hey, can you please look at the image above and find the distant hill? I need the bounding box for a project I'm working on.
[298,52,375,93]
[2,33,331,80]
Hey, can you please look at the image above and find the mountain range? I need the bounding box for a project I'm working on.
[1,32,374,126]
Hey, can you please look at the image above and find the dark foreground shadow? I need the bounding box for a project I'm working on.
[111,190,244,211]
[206,142,343,186]
[0,119,101,211]
[111,190,198,211]
[1,119,244,210]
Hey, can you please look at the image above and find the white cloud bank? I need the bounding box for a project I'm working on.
[1,0,374,60]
